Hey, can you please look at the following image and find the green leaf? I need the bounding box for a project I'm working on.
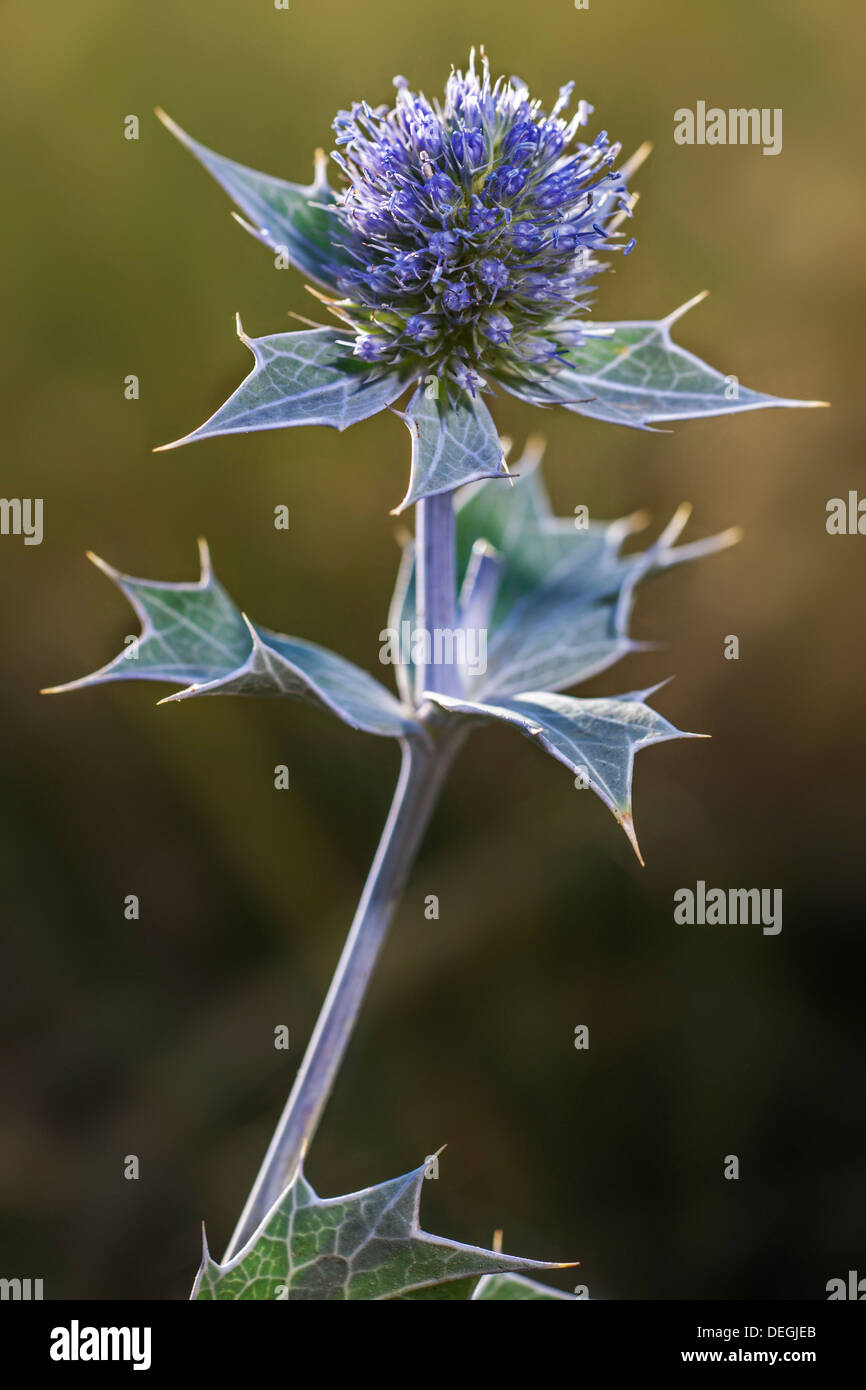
[157,323,407,450]
[476,499,737,701]
[499,293,827,428]
[472,1272,578,1300]
[393,384,509,514]
[429,685,700,864]
[43,541,417,739]
[399,1278,480,1300]
[192,1160,568,1300]
[155,110,347,291]
[391,441,740,701]
[454,440,618,623]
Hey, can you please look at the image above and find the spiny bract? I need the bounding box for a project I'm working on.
[325,48,635,395]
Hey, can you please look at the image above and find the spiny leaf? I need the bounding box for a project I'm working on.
[499,294,827,428]
[393,384,509,514]
[192,1160,568,1301]
[476,497,738,701]
[472,1272,578,1300]
[155,110,347,291]
[43,541,417,739]
[428,685,701,865]
[454,437,619,622]
[157,324,407,450]
[391,441,740,701]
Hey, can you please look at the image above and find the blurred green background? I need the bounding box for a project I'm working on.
[1,0,863,1299]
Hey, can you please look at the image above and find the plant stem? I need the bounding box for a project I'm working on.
[223,495,464,1261]
[415,491,461,699]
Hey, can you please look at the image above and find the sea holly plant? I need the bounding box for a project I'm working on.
[47,51,822,1300]
[192,1158,573,1301]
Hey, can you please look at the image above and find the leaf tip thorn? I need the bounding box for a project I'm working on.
[86,550,118,579]
[618,812,645,866]
[663,290,710,330]
[196,537,212,581]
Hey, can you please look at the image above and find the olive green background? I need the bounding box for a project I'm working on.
[1,0,863,1299]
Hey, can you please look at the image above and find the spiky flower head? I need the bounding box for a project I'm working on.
[325,49,635,396]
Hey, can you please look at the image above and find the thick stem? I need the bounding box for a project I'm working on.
[223,728,461,1260]
[223,488,463,1262]
[415,491,461,699]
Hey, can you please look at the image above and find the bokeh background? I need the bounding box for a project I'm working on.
[1,0,863,1300]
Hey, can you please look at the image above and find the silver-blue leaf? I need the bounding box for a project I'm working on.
[390,443,740,701]
[157,323,407,449]
[155,109,347,291]
[476,497,738,700]
[499,293,827,428]
[44,541,418,739]
[429,685,701,863]
[393,385,509,514]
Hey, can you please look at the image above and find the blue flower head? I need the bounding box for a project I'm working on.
[154,65,820,489]
[326,49,634,394]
